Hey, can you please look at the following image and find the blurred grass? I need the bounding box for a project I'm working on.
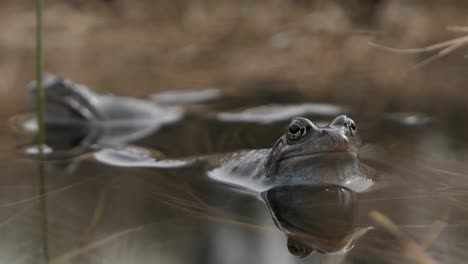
[2,1,468,119]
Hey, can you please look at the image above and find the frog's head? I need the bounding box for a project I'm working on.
[265,115,359,177]
[27,75,101,122]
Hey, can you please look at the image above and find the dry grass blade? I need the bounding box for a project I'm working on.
[81,186,111,242]
[420,220,447,250]
[446,26,468,33]
[369,33,468,70]
[410,36,468,70]
[49,222,153,264]
[0,177,97,208]
[368,37,465,54]
[369,211,438,264]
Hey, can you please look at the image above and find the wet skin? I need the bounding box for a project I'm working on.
[266,115,359,179]
[90,115,373,192]
[210,115,372,192]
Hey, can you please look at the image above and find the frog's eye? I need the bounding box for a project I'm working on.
[288,119,310,141]
[330,115,357,135]
[287,238,313,258]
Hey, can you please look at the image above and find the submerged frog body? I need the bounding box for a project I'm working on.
[96,115,373,193]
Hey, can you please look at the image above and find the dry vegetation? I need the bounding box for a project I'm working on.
[2,0,468,118]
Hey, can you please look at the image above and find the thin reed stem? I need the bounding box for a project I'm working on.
[36,0,45,150]
[36,0,49,263]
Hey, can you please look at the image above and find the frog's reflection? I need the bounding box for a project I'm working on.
[19,74,183,160]
[261,184,369,257]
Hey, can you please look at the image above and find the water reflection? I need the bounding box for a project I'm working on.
[7,75,468,263]
[37,162,50,263]
[261,184,369,257]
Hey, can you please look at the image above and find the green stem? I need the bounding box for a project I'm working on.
[36,0,45,151]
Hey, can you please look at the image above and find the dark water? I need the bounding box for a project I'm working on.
[4,88,468,264]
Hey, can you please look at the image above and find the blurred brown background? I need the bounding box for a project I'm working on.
[1,3,468,263]
[2,0,468,119]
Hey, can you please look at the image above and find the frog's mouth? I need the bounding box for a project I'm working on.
[281,147,357,161]
[264,146,358,177]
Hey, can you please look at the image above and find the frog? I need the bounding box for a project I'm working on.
[24,74,184,146]
[95,115,374,193]
[93,115,374,257]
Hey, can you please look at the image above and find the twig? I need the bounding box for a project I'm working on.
[368,37,467,54]
[446,26,468,33]
[420,220,447,250]
[368,32,468,70]
[49,223,152,264]
[369,211,438,264]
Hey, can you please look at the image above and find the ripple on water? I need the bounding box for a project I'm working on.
[216,103,347,124]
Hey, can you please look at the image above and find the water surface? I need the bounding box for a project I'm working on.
[4,89,468,264]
